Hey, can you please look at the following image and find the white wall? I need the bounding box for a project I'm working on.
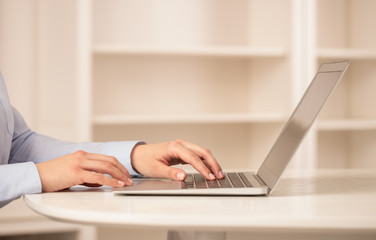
[0,0,36,128]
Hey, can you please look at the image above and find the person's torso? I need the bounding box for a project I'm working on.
[0,72,14,164]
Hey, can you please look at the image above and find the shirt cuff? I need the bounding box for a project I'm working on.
[100,141,145,177]
[0,162,42,207]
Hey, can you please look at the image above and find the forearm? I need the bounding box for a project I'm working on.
[10,130,142,176]
[10,107,140,175]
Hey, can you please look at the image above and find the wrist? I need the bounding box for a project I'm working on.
[130,142,146,174]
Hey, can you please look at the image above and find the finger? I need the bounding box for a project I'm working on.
[201,159,214,173]
[150,162,187,181]
[85,152,132,179]
[80,171,128,188]
[177,139,224,179]
[168,158,187,166]
[73,151,132,179]
[79,159,133,185]
[81,183,103,188]
[170,141,216,180]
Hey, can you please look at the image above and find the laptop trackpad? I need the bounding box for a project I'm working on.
[121,178,182,191]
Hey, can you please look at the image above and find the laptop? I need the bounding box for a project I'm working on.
[114,60,350,196]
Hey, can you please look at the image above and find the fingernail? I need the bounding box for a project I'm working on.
[127,178,133,184]
[218,170,224,178]
[177,172,185,181]
[118,180,125,186]
[209,173,215,180]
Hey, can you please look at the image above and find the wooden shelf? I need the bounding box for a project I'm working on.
[318,119,376,131]
[318,48,376,60]
[92,113,286,125]
[93,45,287,58]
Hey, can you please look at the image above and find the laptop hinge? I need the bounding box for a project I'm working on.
[254,174,271,193]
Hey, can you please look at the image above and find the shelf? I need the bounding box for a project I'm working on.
[93,45,287,58]
[92,113,286,125]
[317,119,376,131]
[318,48,376,60]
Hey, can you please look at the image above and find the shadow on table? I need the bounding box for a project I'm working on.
[271,173,376,197]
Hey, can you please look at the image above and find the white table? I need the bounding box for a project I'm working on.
[24,170,376,240]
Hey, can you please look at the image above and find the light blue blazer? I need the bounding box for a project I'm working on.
[0,73,139,207]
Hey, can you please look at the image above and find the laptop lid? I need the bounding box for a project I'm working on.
[257,61,350,192]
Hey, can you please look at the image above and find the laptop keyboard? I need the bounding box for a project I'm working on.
[182,172,253,189]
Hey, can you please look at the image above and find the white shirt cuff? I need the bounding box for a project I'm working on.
[100,141,145,176]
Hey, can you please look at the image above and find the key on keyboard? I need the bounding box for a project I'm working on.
[193,173,221,188]
[194,174,208,188]
[227,173,245,188]
[218,177,232,188]
[182,174,195,189]
[238,172,253,187]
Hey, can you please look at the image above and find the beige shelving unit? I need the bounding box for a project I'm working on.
[87,0,376,170]
[90,0,295,171]
[316,0,376,168]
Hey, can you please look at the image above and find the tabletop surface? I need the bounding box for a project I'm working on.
[24,169,376,231]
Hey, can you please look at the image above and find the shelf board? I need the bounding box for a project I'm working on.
[317,119,376,131]
[92,113,286,125]
[93,45,287,58]
[318,48,376,60]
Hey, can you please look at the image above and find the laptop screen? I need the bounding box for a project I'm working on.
[257,61,350,191]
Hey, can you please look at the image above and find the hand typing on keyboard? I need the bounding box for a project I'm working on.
[130,139,225,182]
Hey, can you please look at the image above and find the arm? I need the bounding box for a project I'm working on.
[0,107,137,206]
[10,107,140,175]
[2,107,224,206]
[10,106,224,189]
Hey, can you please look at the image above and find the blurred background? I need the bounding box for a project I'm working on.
[0,0,375,239]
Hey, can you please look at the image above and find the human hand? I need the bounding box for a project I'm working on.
[36,150,133,192]
[130,139,224,181]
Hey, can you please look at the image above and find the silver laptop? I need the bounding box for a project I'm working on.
[114,61,350,196]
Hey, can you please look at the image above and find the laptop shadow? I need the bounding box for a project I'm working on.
[270,171,376,197]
